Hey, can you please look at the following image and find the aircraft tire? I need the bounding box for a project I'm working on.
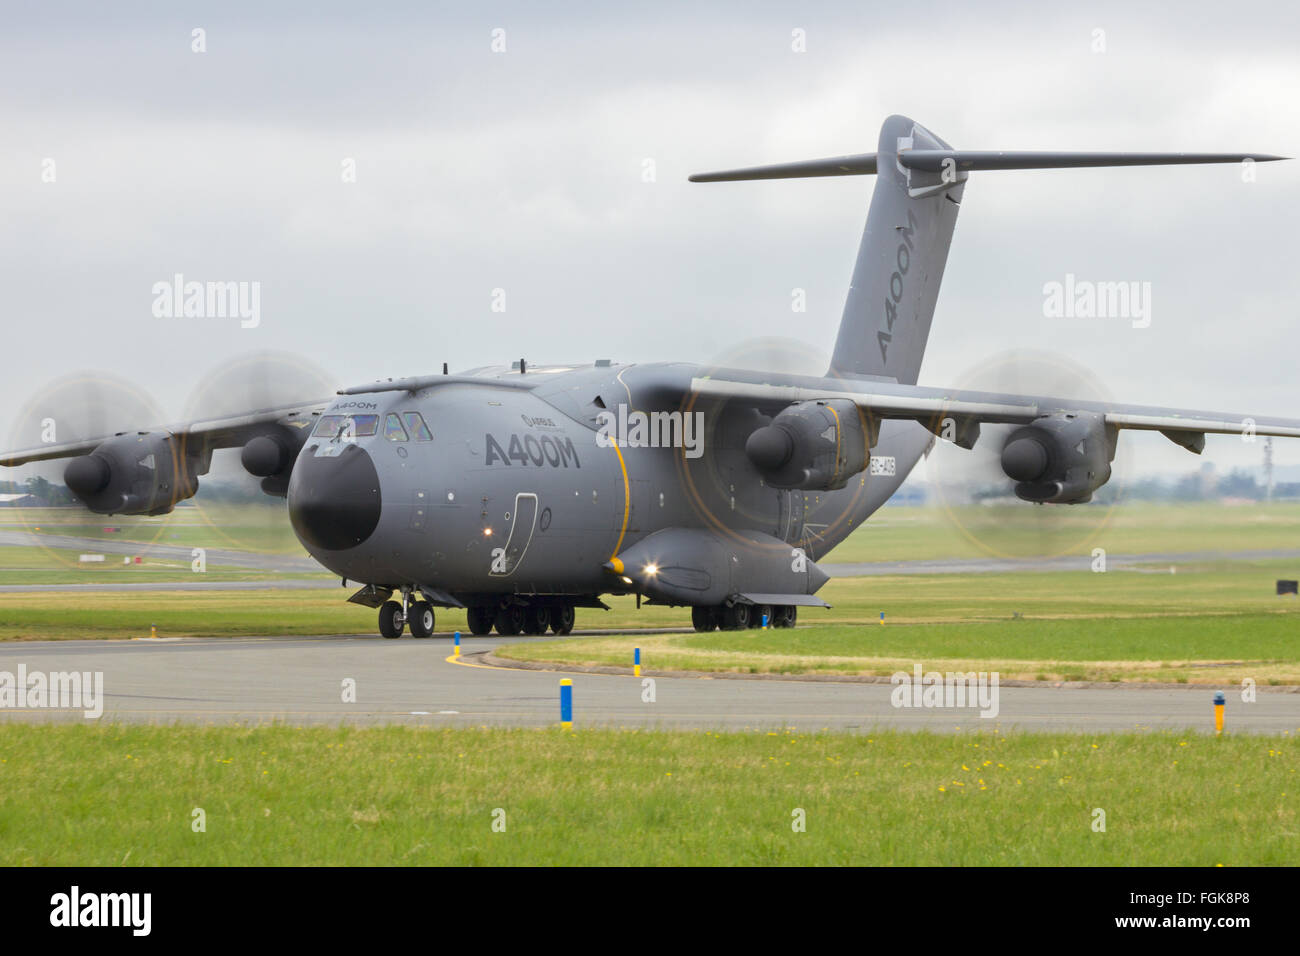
[467,607,495,636]
[722,603,751,630]
[691,606,716,632]
[408,601,435,638]
[551,605,576,635]
[774,605,797,628]
[494,605,525,636]
[523,606,551,636]
[378,600,405,639]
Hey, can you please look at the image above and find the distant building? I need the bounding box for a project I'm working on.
[0,493,37,507]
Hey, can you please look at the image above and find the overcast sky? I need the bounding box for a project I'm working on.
[2,0,1298,483]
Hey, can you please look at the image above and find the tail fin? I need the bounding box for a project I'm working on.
[689,115,1285,386]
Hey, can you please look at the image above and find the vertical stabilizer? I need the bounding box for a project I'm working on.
[829,115,964,384]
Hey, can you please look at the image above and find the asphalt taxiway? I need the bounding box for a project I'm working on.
[0,633,1293,734]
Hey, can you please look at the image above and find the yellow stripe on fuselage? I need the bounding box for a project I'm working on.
[610,439,630,559]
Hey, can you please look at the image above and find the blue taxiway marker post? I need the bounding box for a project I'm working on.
[1214,691,1225,735]
[453,631,461,658]
[762,611,769,629]
[880,611,885,626]
[634,647,641,678]
[560,679,573,729]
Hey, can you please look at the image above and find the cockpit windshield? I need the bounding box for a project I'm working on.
[313,414,380,439]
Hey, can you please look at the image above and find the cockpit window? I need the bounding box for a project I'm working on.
[314,413,380,439]
[402,411,433,441]
[314,415,345,438]
[384,413,409,442]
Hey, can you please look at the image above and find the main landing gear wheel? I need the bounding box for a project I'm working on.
[691,606,717,632]
[494,605,526,636]
[722,603,751,631]
[523,606,551,636]
[466,606,495,636]
[378,600,405,639]
[550,605,575,635]
[408,601,435,638]
[774,605,798,629]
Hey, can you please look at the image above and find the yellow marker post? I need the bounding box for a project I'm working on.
[1214,692,1225,735]
[150,624,157,639]
[453,631,461,657]
[634,647,641,678]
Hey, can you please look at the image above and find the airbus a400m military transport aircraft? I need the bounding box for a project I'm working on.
[4,115,1295,638]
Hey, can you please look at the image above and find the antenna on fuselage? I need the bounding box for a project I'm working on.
[442,362,448,375]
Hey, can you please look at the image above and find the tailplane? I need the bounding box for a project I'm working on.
[689,116,1285,385]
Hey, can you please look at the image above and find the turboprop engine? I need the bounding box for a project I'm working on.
[999,411,1117,504]
[63,431,201,515]
[743,400,872,491]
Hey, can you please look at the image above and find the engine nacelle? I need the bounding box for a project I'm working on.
[64,431,200,515]
[1000,411,1117,504]
[744,400,872,491]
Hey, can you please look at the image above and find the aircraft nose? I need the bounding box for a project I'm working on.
[288,443,382,551]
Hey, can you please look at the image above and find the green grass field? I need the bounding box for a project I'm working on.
[7,500,1299,567]
[4,556,1300,686]
[499,615,1300,684]
[826,501,1300,562]
[1,503,306,555]
[3,501,1299,687]
[0,546,326,586]
[0,724,1293,866]
[495,559,1300,683]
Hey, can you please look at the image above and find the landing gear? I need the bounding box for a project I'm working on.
[550,604,575,635]
[494,605,526,636]
[408,601,435,638]
[466,606,494,636]
[752,604,774,629]
[523,606,551,636]
[773,605,797,629]
[378,600,405,639]
[721,602,751,630]
[691,606,718,632]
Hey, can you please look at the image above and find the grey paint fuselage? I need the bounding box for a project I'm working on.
[294,361,930,600]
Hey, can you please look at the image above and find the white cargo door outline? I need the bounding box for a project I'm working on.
[490,492,539,577]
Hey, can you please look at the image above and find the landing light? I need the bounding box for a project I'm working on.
[644,564,659,576]
[620,576,633,585]
[483,528,493,536]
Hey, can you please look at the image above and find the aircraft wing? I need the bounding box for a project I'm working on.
[686,374,1300,447]
[0,398,330,514]
[0,400,329,467]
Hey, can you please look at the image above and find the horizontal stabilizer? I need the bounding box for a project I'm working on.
[688,153,878,182]
[690,149,1286,182]
[900,150,1288,172]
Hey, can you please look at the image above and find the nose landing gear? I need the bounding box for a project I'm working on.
[377,589,435,638]
[408,602,435,638]
[378,600,405,638]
